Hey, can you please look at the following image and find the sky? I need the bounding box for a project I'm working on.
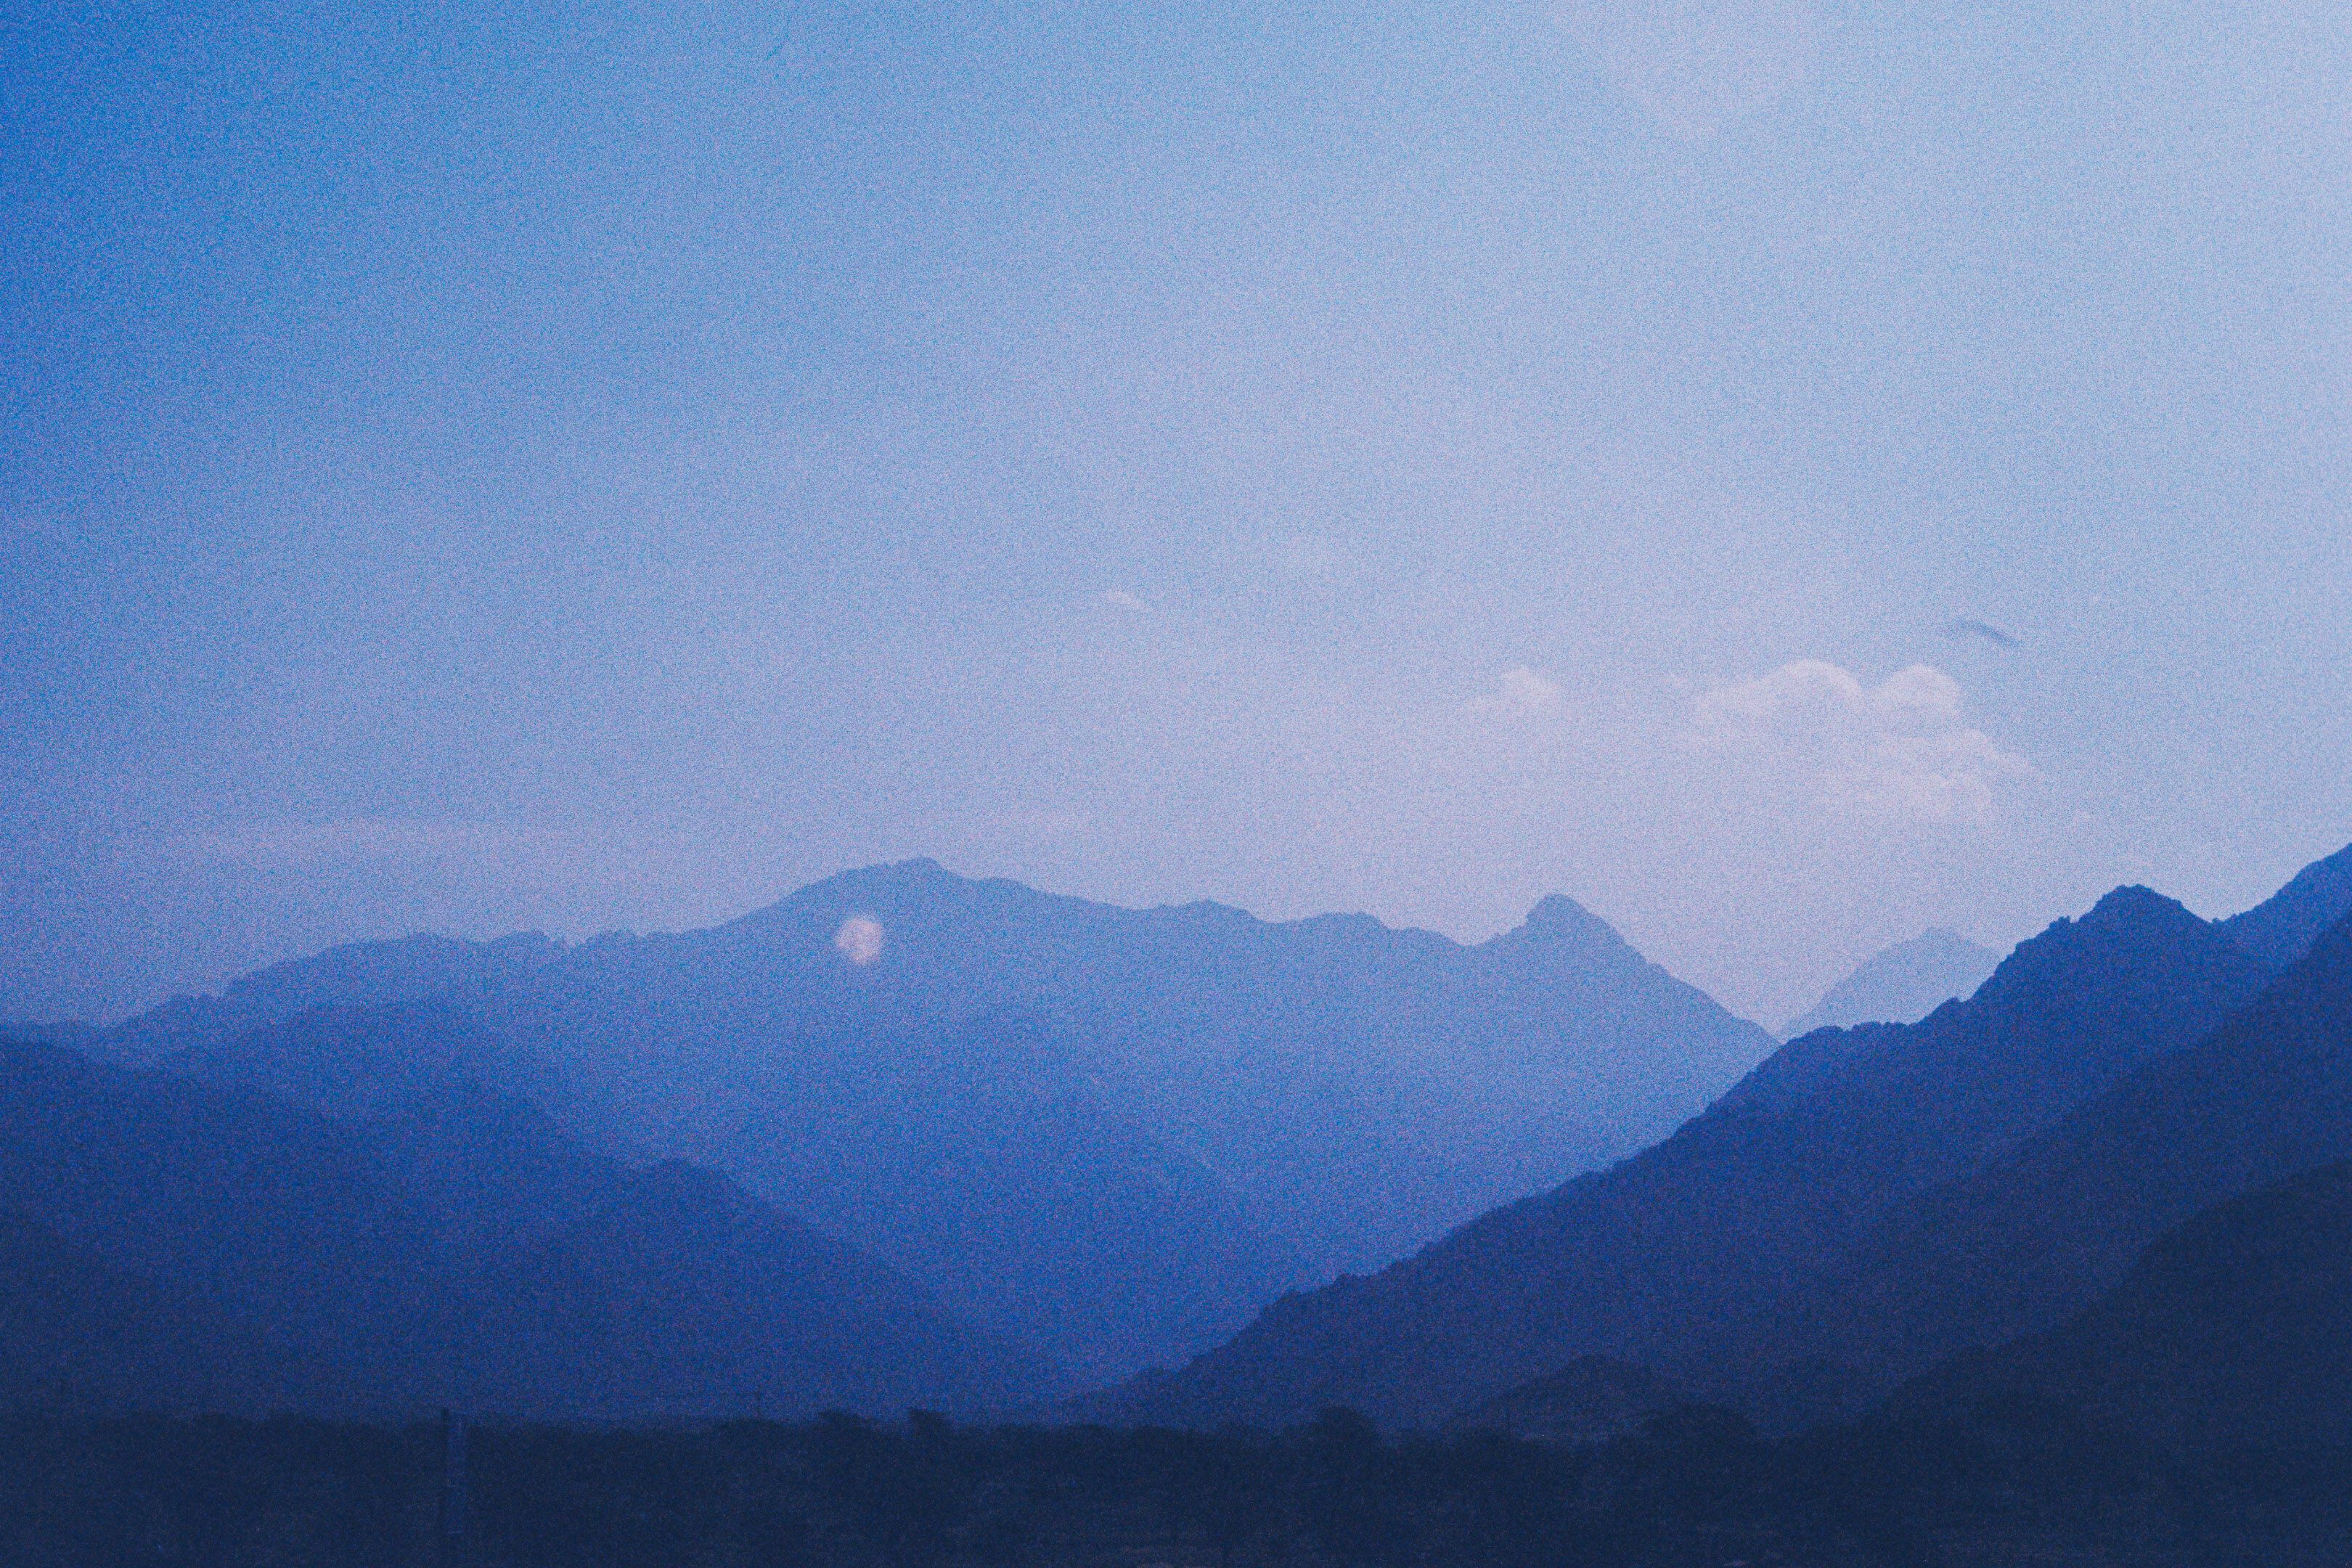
[4,0,2349,1029]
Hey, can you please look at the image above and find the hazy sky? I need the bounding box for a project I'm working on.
[5,1,2349,1027]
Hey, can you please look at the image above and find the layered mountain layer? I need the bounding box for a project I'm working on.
[91,860,1776,1381]
[0,1039,1029,1421]
[1106,840,2352,1430]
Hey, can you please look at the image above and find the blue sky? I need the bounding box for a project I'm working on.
[4,1,2349,1025]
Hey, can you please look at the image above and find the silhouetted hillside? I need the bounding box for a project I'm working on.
[0,1037,1031,1419]
[1106,884,2271,1429]
[141,859,1776,1381]
[9,1403,2351,1567]
[1892,1159,2352,1448]
[1771,908,2352,1397]
[1781,928,1999,1038]
[2221,840,2352,968]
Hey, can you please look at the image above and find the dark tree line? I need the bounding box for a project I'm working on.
[2,1401,2349,1567]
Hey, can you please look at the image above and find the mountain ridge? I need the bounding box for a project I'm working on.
[0,1033,1035,1420]
[1763,905,2352,1402]
[1098,881,2275,1430]
[119,859,1776,1383]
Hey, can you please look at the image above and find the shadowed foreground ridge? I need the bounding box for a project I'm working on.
[0,1039,1034,1421]
[17,1135,2352,1563]
[1105,883,2277,1429]
[1893,1156,2352,1447]
[4,1406,2350,1567]
[1778,902,2352,1395]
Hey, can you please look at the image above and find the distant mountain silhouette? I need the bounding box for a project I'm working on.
[0,1037,1031,1420]
[1781,928,1999,1038]
[123,859,1776,1381]
[1763,905,2352,1402]
[1103,883,2275,1429]
[89,931,564,1069]
[1890,1158,2352,1449]
[2221,839,2352,968]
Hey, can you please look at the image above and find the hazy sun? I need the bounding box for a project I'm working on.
[833,914,886,965]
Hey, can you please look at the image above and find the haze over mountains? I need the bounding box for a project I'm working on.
[20,859,1775,1392]
[0,1038,1028,1421]
[1107,841,2352,1432]
[1781,928,2001,1039]
[4,838,2351,1449]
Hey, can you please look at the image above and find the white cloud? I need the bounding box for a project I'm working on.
[1691,660,2032,824]
[833,913,886,965]
[1102,589,1146,610]
[1470,666,1569,719]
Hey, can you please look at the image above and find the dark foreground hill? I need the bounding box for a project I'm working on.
[0,1038,1030,1421]
[1766,906,2352,1400]
[6,1404,2349,1568]
[1892,1158,2352,1448]
[99,859,1776,1381]
[1106,883,2275,1429]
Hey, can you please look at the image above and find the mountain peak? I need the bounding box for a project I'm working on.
[1969,883,2242,1016]
[1513,894,1625,949]
[2081,883,2194,927]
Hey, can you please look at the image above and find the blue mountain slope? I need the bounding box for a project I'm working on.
[0,1037,1032,1420]
[1890,1156,2352,1450]
[133,859,1776,1382]
[1781,907,2352,1400]
[1103,885,2273,1429]
[2221,840,2352,968]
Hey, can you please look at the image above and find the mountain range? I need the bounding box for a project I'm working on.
[70,859,1775,1383]
[1771,896,2352,1400]
[0,1038,1030,1421]
[7,839,2352,1447]
[1103,843,2352,1432]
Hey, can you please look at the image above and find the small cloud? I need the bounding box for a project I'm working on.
[1691,660,2032,825]
[1102,589,1146,610]
[1943,617,2022,649]
[1471,666,1569,719]
[833,914,886,965]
